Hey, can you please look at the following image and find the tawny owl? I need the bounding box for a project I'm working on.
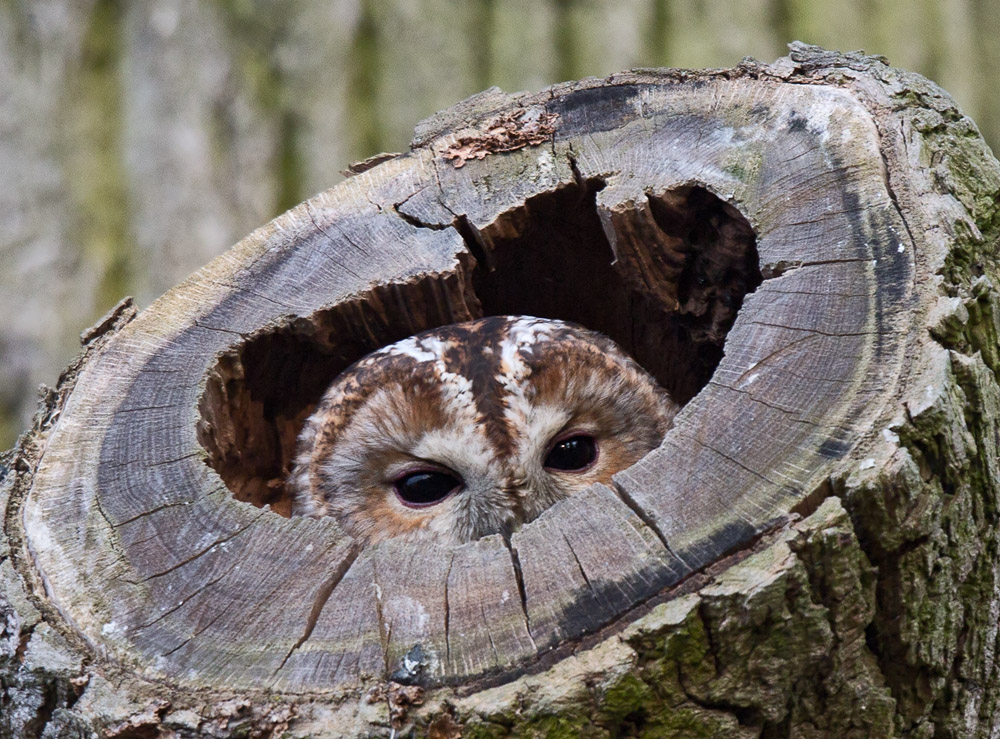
[289,316,677,545]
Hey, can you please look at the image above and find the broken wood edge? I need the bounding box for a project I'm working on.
[13,53,876,660]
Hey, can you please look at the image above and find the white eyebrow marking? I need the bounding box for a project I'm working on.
[386,335,449,363]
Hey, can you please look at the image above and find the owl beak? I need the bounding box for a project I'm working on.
[508,466,528,489]
[498,481,529,531]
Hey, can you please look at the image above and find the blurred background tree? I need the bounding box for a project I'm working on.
[2,0,997,449]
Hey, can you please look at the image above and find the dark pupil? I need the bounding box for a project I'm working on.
[544,435,597,471]
[395,471,459,506]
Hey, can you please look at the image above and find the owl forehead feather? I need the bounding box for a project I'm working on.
[308,316,645,452]
[380,316,567,373]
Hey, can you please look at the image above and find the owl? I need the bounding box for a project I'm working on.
[289,316,677,545]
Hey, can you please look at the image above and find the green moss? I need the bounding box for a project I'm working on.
[462,723,509,739]
[721,160,748,181]
[902,72,1000,294]
[599,673,737,738]
[600,672,658,723]
[721,149,763,184]
[522,714,603,738]
[446,500,901,737]
[463,723,510,739]
[604,670,657,708]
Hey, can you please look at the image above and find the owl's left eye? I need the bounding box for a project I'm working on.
[394,470,461,507]
[544,434,598,471]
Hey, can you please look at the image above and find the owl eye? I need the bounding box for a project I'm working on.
[544,435,598,471]
[394,470,461,507]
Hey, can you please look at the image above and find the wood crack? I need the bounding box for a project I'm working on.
[673,430,784,489]
[726,333,824,384]
[707,380,822,426]
[208,279,295,310]
[725,363,854,389]
[372,558,393,680]
[112,403,185,414]
[158,606,230,658]
[306,199,373,258]
[480,603,501,666]
[111,499,195,528]
[502,538,536,650]
[304,202,367,274]
[746,319,892,338]
[134,571,228,631]
[271,541,360,677]
[562,531,595,596]
[192,318,247,338]
[870,119,920,262]
[779,205,868,227]
[452,213,493,272]
[129,510,267,583]
[443,553,454,666]
[763,286,870,299]
[761,257,873,279]
[391,184,450,231]
[100,451,200,471]
[610,480,690,569]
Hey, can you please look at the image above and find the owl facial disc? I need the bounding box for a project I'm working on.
[289,316,677,545]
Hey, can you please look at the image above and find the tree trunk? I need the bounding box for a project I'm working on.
[4,43,1000,737]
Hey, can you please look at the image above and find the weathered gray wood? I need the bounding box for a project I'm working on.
[12,47,919,697]
[5,45,1000,737]
[271,553,384,691]
[443,535,536,679]
[512,484,683,651]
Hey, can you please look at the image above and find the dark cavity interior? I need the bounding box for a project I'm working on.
[199,181,760,515]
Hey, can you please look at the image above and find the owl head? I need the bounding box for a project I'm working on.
[289,316,677,545]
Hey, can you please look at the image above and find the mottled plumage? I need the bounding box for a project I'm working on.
[290,316,677,545]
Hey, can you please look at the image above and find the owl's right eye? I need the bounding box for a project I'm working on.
[394,470,461,507]
[544,434,598,471]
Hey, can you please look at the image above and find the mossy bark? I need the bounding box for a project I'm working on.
[4,45,1000,738]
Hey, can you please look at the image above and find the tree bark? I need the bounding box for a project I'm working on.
[4,43,1000,737]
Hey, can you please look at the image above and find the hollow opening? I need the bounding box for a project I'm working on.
[197,273,481,516]
[469,181,761,404]
[198,181,760,515]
